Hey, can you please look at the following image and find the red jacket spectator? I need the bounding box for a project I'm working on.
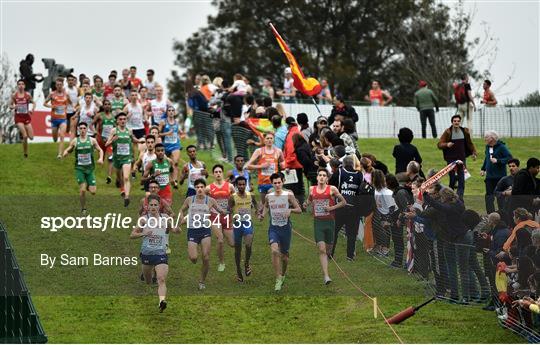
[283,120,302,169]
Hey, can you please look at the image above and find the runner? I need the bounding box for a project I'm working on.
[304,168,347,284]
[44,77,71,159]
[75,92,98,137]
[105,112,143,207]
[139,180,174,217]
[128,66,142,91]
[179,145,208,197]
[124,90,147,153]
[229,176,259,282]
[62,122,104,214]
[65,74,79,139]
[134,135,157,195]
[111,85,127,116]
[94,99,115,183]
[227,155,252,192]
[149,126,162,144]
[259,172,302,291]
[130,194,178,312]
[143,69,160,100]
[245,132,285,202]
[178,178,227,290]
[159,106,183,188]
[142,143,176,206]
[9,79,35,158]
[147,85,171,126]
[206,164,236,272]
[91,76,105,107]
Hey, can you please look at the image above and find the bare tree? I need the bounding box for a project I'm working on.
[0,54,18,143]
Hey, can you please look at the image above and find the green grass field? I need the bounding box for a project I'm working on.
[1,137,538,343]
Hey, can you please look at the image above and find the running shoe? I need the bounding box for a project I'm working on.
[24,154,28,158]
[139,273,144,282]
[245,264,252,277]
[236,275,244,283]
[173,180,178,189]
[124,198,130,207]
[198,281,206,290]
[81,208,87,216]
[131,171,136,180]
[274,277,284,291]
[106,176,112,184]
[166,244,171,254]
[56,154,62,159]
[159,300,167,313]
[217,263,226,272]
[324,276,332,285]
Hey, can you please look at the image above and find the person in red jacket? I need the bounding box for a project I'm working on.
[283,116,305,205]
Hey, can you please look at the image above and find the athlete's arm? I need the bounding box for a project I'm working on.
[204,185,210,195]
[226,170,233,182]
[488,91,498,106]
[28,94,36,113]
[277,149,286,170]
[228,196,235,214]
[288,193,302,215]
[329,186,347,211]
[141,161,154,182]
[383,90,393,105]
[130,223,149,239]
[303,188,313,211]
[177,198,191,225]
[91,137,104,164]
[132,155,143,173]
[209,197,227,215]
[130,129,144,144]
[245,149,262,170]
[158,121,172,137]
[259,194,268,220]
[167,157,176,184]
[251,195,260,214]
[9,94,16,110]
[201,162,208,177]
[179,164,188,185]
[43,94,52,108]
[62,138,77,157]
[104,128,117,147]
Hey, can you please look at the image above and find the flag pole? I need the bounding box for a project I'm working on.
[310,97,323,116]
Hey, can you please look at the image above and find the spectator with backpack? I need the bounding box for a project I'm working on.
[453,74,476,134]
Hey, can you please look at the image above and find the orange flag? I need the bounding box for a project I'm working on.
[269,22,322,97]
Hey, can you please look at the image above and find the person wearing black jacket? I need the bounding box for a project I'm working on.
[423,188,469,303]
[386,174,412,268]
[328,96,358,132]
[393,127,422,174]
[509,157,540,215]
[329,156,364,260]
[292,133,317,186]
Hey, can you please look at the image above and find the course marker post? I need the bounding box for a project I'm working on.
[373,297,378,319]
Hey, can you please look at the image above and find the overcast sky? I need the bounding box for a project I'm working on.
[1,0,538,104]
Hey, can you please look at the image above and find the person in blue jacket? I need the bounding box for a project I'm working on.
[480,130,512,214]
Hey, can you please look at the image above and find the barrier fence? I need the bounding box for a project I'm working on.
[1,221,47,344]
[276,104,540,138]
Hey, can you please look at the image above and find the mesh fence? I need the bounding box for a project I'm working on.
[354,195,540,343]
[275,104,540,138]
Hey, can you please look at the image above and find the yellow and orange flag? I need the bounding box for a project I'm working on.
[269,22,322,97]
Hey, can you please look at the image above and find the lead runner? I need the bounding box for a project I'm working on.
[259,172,301,291]
[304,168,346,284]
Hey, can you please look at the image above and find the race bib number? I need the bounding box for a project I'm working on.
[237,207,250,216]
[216,198,229,211]
[148,235,163,248]
[190,171,202,183]
[283,170,298,184]
[271,210,288,227]
[102,125,113,139]
[54,106,66,115]
[117,143,130,155]
[261,164,276,176]
[16,104,28,114]
[164,133,177,144]
[156,174,169,186]
[77,153,91,166]
[314,199,330,217]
